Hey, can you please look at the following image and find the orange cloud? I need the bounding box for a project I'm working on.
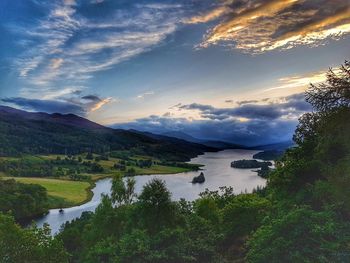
[185,6,231,24]
[203,0,299,46]
[90,97,113,112]
[264,71,328,93]
[192,0,350,53]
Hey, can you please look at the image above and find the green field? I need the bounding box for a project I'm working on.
[0,153,200,208]
[134,165,194,175]
[4,177,91,208]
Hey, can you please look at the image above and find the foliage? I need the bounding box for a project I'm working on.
[231,159,272,169]
[8,177,91,209]
[111,175,136,206]
[253,150,284,161]
[246,207,350,263]
[0,178,49,221]
[137,179,177,232]
[306,60,350,111]
[246,61,350,262]
[221,194,270,238]
[0,213,69,263]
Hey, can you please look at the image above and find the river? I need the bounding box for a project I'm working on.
[34,149,266,234]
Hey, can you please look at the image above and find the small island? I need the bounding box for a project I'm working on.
[253,150,284,161]
[192,172,205,184]
[231,159,273,179]
[231,159,272,169]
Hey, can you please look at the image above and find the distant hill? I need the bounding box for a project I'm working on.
[0,106,215,161]
[251,141,295,151]
[0,105,105,130]
[162,131,200,143]
[161,131,247,150]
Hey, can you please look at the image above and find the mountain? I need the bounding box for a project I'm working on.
[251,141,295,151]
[0,105,106,130]
[0,106,216,161]
[161,131,247,150]
[162,131,201,143]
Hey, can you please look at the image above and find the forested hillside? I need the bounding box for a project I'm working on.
[0,106,214,161]
[1,61,349,262]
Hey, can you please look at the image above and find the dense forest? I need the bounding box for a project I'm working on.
[1,61,350,262]
[0,179,49,222]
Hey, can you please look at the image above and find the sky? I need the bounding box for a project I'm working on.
[0,0,349,145]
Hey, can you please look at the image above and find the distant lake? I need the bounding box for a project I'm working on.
[34,149,266,234]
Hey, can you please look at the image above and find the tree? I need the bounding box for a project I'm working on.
[111,175,136,206]
[0,179,49,221]
[194,198,219,224]
[221,194,270,238]
[138,179,175,232]
[294,61,350,145]
[246,207,350,263]
[306,61,350,112]
[125,167,136,176]
[0,213,69,262]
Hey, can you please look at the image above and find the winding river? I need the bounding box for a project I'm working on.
[34,149,266,234]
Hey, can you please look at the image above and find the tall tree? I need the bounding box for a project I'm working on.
[111,175,136,206]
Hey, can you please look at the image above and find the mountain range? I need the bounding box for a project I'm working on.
[0,106,215,161]
[0,105,292,160]
[160,131,247,149]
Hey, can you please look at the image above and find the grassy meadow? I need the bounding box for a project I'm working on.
[3,177,91,208]
[0,152,200,209]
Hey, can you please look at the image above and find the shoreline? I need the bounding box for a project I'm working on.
[0,163,201,211]
[44,163,202,210]
[60,165,204,210]
[33,149,265,234]
[45,149,257,210]
[6,149,256,213]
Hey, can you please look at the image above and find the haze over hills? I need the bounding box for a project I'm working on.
[0,105,215,161]
[160,131,293,150]
[157,131,247,150]
[253,141,295,151]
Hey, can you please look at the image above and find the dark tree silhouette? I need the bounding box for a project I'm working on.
[295,61,350,144]
[306,60,350,111]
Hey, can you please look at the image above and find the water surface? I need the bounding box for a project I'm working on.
[35,149,266,234]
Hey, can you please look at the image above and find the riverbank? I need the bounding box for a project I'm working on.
[3,177,93,209]
[1,161,201,210]
[33,149,266,235]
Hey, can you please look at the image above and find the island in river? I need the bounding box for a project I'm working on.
[231,159,272,169]
[33,149,266,234]
[231,159,274,179]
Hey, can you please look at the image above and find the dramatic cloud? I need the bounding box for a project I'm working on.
[189,0,350,53]
[113,92,311,145]
[185,6,231,24]
[179,93,311,121]
[114,115,298,146]
[10,1,186,99]
[1,94,112,116]
[263,69,329,93]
